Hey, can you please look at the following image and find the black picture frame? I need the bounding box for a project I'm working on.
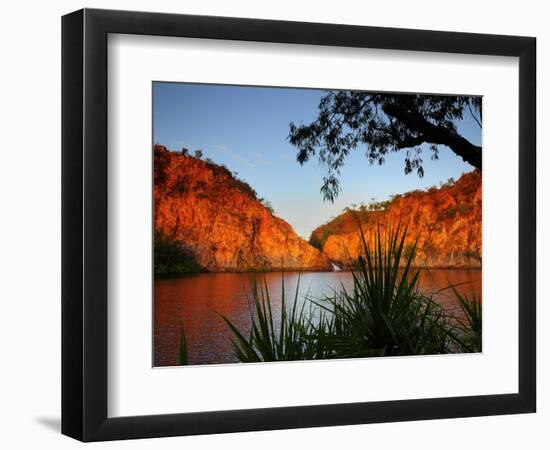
[62,8,536,442]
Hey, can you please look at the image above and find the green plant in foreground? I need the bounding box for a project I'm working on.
[440,288,482,353]
[220,277,332,362]
[222,224,481,363]
[312,224,453,357]
[178,322,189,365]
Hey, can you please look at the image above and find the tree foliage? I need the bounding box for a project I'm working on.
[289,92,482,202]
[154,231,203,275]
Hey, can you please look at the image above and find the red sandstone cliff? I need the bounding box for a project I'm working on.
[311,171,482,269]
[154,145,331,272]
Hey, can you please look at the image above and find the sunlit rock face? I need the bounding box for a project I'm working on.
[312,171,482,269]
[154,145,332,272]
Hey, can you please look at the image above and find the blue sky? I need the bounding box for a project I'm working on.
[153,82,481,239]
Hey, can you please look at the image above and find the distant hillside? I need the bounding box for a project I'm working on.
[310,171,482,269]
[154,145,331,274]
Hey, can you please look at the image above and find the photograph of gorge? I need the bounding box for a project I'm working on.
[153,82,482,367]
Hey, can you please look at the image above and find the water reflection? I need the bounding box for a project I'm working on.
[154,270,481,366]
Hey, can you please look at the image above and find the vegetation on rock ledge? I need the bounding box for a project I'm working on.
[154,231,205,276]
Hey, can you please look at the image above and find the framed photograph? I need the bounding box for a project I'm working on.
[62,8,536,441]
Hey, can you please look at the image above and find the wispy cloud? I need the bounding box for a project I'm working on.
[169,142,273,170]
[209,144,256,169]
[252,151,272,167]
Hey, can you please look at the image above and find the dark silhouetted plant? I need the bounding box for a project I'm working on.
[220,276,333,362]
[310,224,453,357]
[439,288,482,353]
[178,322,189,365]
[222,224,480,363]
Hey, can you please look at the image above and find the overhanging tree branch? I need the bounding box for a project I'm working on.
[382,102,482,169]
[288,92,482,202]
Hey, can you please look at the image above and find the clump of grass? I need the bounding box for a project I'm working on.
[220,277,332,362]
[222,224,481,363]
[178,322,189,365]
[440,288,482,353]
[311,224,454,357]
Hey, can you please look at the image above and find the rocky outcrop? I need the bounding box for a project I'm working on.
[312,171,482,269]
[154,145,331,272]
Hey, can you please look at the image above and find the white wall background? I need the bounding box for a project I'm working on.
[0,1,546,448]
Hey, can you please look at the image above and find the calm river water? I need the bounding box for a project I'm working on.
[154,270,481,366]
